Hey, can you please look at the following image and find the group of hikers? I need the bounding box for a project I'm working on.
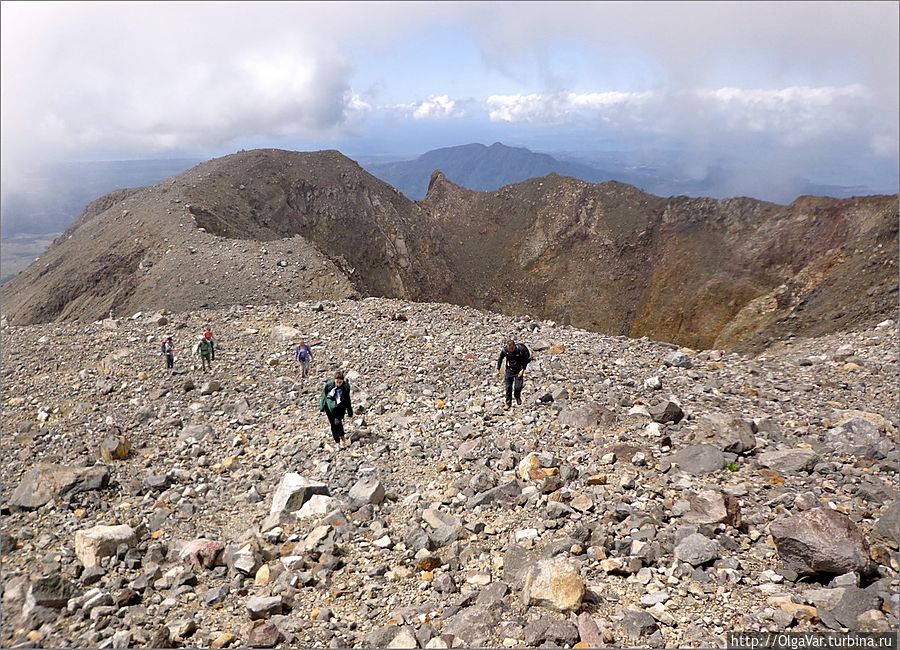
[160,328,531,447]
[160,327,217,372]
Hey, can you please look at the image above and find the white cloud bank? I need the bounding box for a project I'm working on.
[486,85,886,150]
[413,95,464,120]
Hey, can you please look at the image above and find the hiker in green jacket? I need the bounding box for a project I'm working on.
[319,370,353,446]
[197,336,214,371]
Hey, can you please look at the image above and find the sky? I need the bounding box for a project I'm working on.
[1,1,898,204]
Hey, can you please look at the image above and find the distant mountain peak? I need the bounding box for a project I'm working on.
[367,142,616,201]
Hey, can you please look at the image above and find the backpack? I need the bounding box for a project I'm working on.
[161,339,172,354]
[517,343,531,365]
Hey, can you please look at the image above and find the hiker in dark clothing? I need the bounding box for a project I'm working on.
[162,337,175,372]
[320,370,353,446]
[497,339,531,409]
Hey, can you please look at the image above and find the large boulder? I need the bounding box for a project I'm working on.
[674,533,721,566]
[443,605,499,646]
[558,402,614,429]
[770,508,872,575]
[9,464,109,510]
[523,558,585,612]
[269,474,330,518]
[873,502,900,549]
[270,325,301,344]
[684,490,741,527]
[825,410,896,459]
[648,399,684,424]
[670,445,725,475]
[26,574,78,609]
[467,480,522,509]
[348,476,385,508]
[693,413,756,453]
[758,448,819,474]
[75,525,137,568]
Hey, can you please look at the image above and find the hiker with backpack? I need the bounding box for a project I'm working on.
[161,337,175,373]
[196,335,214,371]
[319,370,353,447]
[497,339,531,409]
[203,326,216,361]
[295,339,313,378]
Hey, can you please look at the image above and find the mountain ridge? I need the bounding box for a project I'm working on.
[1,148,896,352]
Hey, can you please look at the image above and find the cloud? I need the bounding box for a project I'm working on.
[485,84,892,157]
[487,91,653,123]
[412,95,463,120]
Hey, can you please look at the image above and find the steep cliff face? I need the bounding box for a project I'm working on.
[2,151,896,351]
[421,172,898,350]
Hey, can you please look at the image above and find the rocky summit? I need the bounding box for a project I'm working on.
[1,297,898,648]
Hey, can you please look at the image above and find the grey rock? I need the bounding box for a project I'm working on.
[245,620,282,648]
[467,480,521,509]
[618,610,659,644]
[684,490,741,527]
[758,448,820,473]
[558,401,614,429]
[671,445,725,475]
[649,399,684,424]
[246,595,284,620]
[178,424,214,442]
[674,533,721,566]
[770,508,872,575]
[74,525,136,569]
[443,605,499,646]
[348,476,385,507]
[524,617,579,646]
[9,464,109,510]
[694,413,756,453]
[26,574,78,609]
[664,351,693,368]
[823,584,884,630]
[873,502,900,549]
[269,473,330,518]
[200,381,222,395]
[475,581,508,608]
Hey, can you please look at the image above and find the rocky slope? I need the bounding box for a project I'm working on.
[1,149,896,353]
[1,299,898,648]
[0,150,452,326]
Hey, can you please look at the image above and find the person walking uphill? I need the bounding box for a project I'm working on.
[497,339,531,409]
[196,336,214,371]
[295,339,313,378]
[161,337,175,373]
[320,370,353,446]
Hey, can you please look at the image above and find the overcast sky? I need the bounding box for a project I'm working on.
[2,1,898,197]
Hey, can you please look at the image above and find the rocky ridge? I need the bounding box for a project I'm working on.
[1,298,897,648]
[1,149,896,353]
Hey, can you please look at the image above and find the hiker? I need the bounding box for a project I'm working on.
[203,326,216,360]
[196,336,214,371]
[319,370,353,447]
[161,336,175,372]
[496,339,531,409]
[295,339,313,378]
